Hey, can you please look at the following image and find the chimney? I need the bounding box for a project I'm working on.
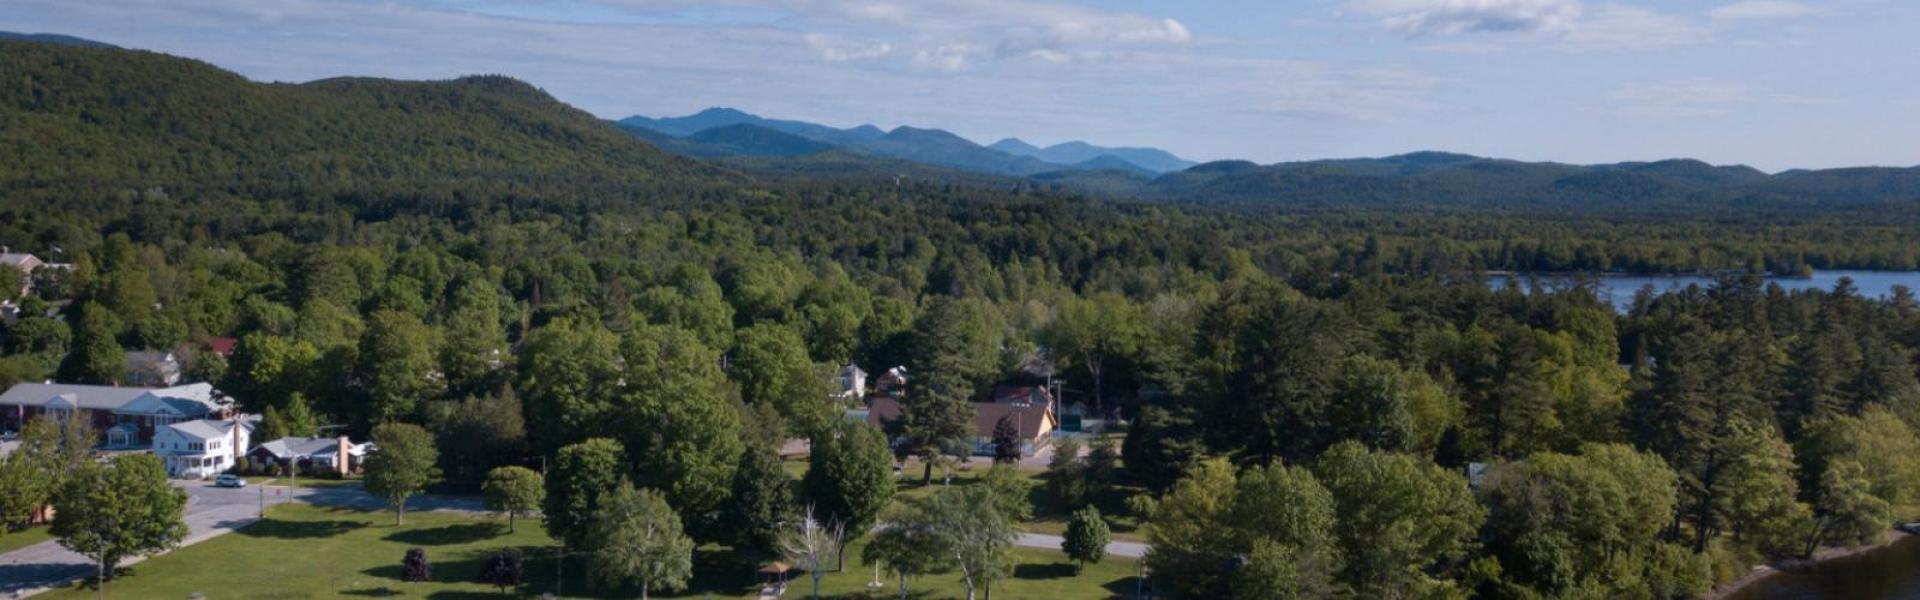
[336,436,351,477]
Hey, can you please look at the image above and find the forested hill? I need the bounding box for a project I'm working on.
[0,40,734,217]
[1058,152,1920,208]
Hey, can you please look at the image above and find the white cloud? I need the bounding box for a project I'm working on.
[1610,79,1752,116]
[1346,0,1582,36]
[1348,0,1707,50]
[1708,1,1819,20]
[912,44,975,71]
[804,33,893,62]
[1563,4,1709,49]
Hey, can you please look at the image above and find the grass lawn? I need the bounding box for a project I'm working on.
[241,475,367,489]
[39,503,1139,599]
[0,524,53,555]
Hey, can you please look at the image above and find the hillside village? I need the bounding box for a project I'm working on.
[6,30,1920,600]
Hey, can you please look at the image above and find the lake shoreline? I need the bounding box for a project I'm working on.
[1707,529,1915,600]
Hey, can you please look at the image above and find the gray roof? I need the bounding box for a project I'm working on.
[0,382,216,413]
[251,436,357,459]
[165,419,238,441]
[0,254,38,268]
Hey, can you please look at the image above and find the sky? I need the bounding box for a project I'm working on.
[7,0,1918,171]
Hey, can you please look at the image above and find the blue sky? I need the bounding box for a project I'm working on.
[8,0,1916,171]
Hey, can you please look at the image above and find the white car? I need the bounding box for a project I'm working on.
[214,474,246,488]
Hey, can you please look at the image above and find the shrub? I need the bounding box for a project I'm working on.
[478,548,525,591]
[402,547,431,582]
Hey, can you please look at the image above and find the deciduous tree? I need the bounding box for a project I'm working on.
[364,423,442,526]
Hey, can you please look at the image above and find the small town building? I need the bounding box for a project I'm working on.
[154,418,253,479]
[835,363,868,400]
[248,436,366,477]
[865,384,1059,457]
[874,366,909,397]
[125,350,184,387]
[0,382,226,446]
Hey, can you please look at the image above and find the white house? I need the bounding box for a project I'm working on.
[834,364,868,400]
[124,351,184,387]
[154,418,252,479]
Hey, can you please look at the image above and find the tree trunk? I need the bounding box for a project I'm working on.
[641,580,649,600]
[1089,356,1103,416]
[507,511,514,533]
[812,572,824,599]
[898,573,908,599]
[396,500,405,526]
[922,456,934,485]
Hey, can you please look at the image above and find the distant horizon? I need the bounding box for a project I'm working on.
[6,0,1919,171]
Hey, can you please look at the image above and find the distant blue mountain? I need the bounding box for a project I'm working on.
[619,108,881,145]
[993,137,1196,174]
[0,31,119,49]
[621,107,1196,178]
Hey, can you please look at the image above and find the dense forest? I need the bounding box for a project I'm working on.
[4,39,1920,599]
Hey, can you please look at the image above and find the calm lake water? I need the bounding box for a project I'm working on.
[1487,271,1920,313]
[1725,535,1920,600]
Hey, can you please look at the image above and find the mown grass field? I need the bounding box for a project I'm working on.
[0,524,52,555]
[38,503,1140,599]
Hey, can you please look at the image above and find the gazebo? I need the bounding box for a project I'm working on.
[757,562,794,596]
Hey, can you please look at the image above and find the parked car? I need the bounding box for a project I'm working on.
[215,474,246,488]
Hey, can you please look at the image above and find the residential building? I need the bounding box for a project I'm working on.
[249,436,366,477]
[154,418,253,479]
[874,366,909,397]
[865,384,1059,457]
[834,363,868,400]
[125,350,184,387]
[0,382,226,446]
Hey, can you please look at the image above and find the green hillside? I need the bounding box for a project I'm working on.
[0,40,730,215]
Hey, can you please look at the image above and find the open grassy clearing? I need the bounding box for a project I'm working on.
[38,503,1139,599]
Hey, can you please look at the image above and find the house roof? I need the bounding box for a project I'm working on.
[164,419,240,441]
[203,337,239,357]
[0,254,40,269]
[866,396,1055,440]
[125,351,177,367]
[0,382,216,413]
[115,386,219,417]
[992,385,1052,407]
[251,436,359,459]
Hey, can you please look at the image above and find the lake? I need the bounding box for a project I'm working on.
[1725,534,1920,600]
[1487,271,1920,313]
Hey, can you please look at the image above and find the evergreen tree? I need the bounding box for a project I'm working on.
[721,444,796,556]
[1061,506,1110,572]
[990,415,1022,463]
[57,301,124,385]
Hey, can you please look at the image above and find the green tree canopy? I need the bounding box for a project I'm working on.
[51,454,189,581]
[587,483,695,600]
[482,466,544,534]
[363,422,443,526]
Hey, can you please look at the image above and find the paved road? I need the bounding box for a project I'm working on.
[1016,532,1149,558]
[0,481,481,597]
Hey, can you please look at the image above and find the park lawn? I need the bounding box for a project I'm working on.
[39,502,1138,599]
[240,475,366,489]
[0,524,53,555]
